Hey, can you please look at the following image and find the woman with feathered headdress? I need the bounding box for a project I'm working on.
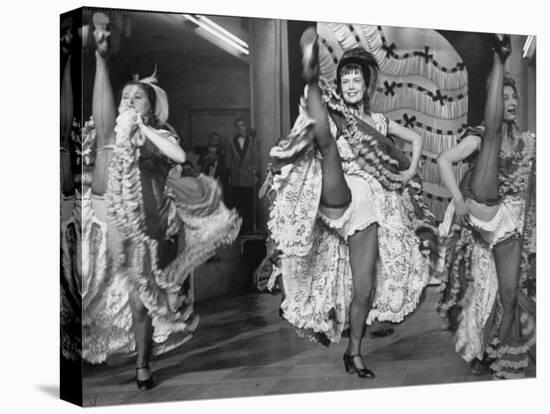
[81,12,241,389]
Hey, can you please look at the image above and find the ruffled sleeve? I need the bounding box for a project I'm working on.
[371,112,389,136]
[456,125,484,164]
[138,129,179,181]
[459,125,485,142]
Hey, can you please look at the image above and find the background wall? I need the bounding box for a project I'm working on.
[80,9,536,303]
[166,64,250,150]
[81,9,250,152]
[81,9,253,303]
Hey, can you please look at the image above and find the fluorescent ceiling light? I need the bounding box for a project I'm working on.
[522,35,534,59]
[196,15,248,49]
[183,14,249,55]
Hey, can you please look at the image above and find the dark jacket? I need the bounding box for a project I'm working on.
[228,134,257,187]
[200,156,229,189]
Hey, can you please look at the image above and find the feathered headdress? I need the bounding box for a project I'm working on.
[138,66,169,125]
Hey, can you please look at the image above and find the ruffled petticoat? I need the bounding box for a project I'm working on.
[319,168,432,324]
[438,195,536,378]
[268,108,432,344]
[318,174,377,239]
[253,237,282,292]
[60,193,82,361]
[81,191,139,364]
[81,174,241,364]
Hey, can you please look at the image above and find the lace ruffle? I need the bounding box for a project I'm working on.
[82,113,240,363]
[81,191,135,364]
[270,103,316,161]
[278,227,353,343]
[437,142,536,367]
[268,146,323,257]
[60,193,82,361]
[268,92,432,343]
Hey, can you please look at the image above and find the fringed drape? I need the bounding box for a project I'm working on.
[372,85,468,120]
[317,22,469,221]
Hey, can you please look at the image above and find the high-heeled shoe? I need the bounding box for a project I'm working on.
[300,27,320,82]
[369,327,395,338]
[343,354,375,378]
[136,365,154,390]
[470,359,490,376]
[493,34,511,62]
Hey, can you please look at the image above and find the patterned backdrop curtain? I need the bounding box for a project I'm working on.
[317,23,470,221]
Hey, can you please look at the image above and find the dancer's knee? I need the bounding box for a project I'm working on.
[352,277,375,306]
[130,293,149,322]
[352,291,372,307]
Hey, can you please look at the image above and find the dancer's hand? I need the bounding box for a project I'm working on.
[136,112,146,130]
[134,113,149,146]
[399,168,416,185]
[454,198,470,226]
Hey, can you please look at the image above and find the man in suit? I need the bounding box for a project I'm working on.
[200,143,229,193]
[228,118,257,233]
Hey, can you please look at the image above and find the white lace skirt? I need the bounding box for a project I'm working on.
[81,193,198,364]
[465,198,518,247]
[438,196,535,376]
[279,170,432,342]
[60,194,81,361]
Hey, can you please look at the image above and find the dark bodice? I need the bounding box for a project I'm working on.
[138,137,177,267]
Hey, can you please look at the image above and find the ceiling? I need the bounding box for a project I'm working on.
[82,8,249,78]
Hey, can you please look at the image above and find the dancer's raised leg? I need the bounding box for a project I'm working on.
[469,35,510,204]
[91,12,116,196]
[300,27,350,207]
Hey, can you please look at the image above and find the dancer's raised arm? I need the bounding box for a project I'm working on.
[136,113,186,163]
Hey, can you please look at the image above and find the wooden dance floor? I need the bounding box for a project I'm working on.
[82,286,535,406]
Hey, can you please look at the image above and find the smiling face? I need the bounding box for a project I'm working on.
[119,84,153,121]
[503,84,518,122]
[340,64,367,106]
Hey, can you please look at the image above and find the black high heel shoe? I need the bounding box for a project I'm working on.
[493,34,511,62]
[300,27,320,83]
[369,327,395,338]
[343,354,375,378]
[136,365,154,390]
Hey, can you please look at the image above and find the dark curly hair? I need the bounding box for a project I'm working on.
[503,76,517,94]
[336,47,379,111]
